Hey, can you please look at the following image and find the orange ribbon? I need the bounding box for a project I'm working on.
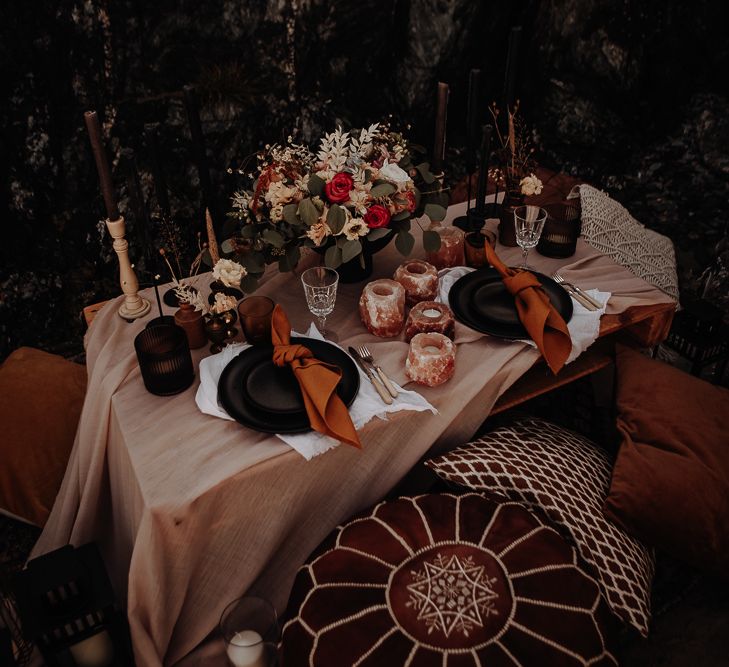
[484,243,572,374]
[271,305,361,449]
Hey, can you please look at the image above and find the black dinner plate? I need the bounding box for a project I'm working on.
[217,337,360,434]
[449,268,573,339]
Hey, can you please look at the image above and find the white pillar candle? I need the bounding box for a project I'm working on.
[226,630,266,667]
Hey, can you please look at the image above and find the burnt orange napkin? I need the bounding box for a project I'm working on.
[271,305,361,449]
[484,243,572,374]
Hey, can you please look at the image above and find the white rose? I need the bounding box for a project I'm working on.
[212,292,237,314]
[212,258,246,288]
[519,173,543,197]
[378,161,410,184]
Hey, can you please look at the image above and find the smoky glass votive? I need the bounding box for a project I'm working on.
[134,324,194,396]
[536,203,581,258]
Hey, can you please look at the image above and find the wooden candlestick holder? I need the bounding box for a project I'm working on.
[105,215,151,320]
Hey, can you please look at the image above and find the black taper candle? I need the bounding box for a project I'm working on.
[503,26,522,112]
[144,123,172,219]
[153,275,164,319]
[465,69,481,174]
[431,82,449,174]
[474,124,493,216]
[84,110,120,221]
[182,85,218,235]
[121,147,153,262]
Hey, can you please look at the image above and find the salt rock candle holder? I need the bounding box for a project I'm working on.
[425,226,465,270]
[393,260,439,306]
[405,332,456,387]
[359,279,406,337]
[405,301,455,342]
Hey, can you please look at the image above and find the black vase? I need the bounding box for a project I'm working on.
[335,231,395,284]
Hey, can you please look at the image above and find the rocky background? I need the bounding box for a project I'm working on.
[2,0,728,360]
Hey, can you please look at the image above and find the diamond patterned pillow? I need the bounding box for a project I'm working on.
[577,184,679,300]
[426,417,655,636]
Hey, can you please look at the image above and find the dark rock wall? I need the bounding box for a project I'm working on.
[1,0,728,359]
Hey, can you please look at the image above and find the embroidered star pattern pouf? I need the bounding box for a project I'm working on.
[280,493,618,666]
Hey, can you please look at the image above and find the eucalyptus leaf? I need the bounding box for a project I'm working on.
[424,203,447,222]
[220,239,235,254]
[307,173,326,197]
[415,163,436,184]
[326,204,347,234]
[200,249,212,267]
[395,231,415,256]
[422,229,442,253]
[298,199,319,227]
[241,252,265,273]
[240,224,255,239]
[341,239,362,264]
[366,227,391,242]
[240,274,259,294]
[392,209,411,222]
[262,229,285,248]
[370,183,397,198]
[282,203,299,226]
[324,244,342,269]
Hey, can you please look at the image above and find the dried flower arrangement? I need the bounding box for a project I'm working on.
[488,101,542,196]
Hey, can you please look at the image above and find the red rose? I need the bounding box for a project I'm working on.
[403,190,417,212]
[364,204,391,229]
[324,172,354,203]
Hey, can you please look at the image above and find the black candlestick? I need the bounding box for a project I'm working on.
[453,69,482,233]
[474,124,493,216]
[503,26,522,112]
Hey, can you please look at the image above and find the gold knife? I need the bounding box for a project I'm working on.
[348,346,392,405]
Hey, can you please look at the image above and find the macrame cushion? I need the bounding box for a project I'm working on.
[281,493,618,666]
[425,418,654,637]
[577,184,679,300]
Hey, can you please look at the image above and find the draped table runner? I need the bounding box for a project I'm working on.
[32,200,675,666]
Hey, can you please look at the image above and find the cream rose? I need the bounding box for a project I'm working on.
[211,292,237,314]
[212,258,246,288]
[519,173,543,196]
[378,161,410,184]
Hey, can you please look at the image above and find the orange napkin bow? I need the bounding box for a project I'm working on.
[271,305,361,449]
[484,243,572,374]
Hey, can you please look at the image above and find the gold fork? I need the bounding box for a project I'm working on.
[357,345,399,398]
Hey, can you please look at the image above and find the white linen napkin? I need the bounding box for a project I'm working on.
[437,267,611,365]
[195,324,436,460]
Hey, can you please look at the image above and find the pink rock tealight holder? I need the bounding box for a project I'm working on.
[359,279,406,337]
[404,301,455,342]
[405,332,456,387]
[425,226,465,270]
[393,260,439,306]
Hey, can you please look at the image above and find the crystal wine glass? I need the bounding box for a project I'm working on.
[301,267,339,340]
[513,205,547,270]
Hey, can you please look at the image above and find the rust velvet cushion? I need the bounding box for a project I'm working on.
[281,493,618,666]
[604,345,729,576]
[0,347,86,526]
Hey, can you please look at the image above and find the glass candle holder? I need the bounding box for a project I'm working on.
[405,332,456,387]
[405,301,455,342]
[219,596,278,667]
[393,260,438,306]
[134,324,194,396]
[358,279,405,338]
[425,226,465,270]
[238,296,275,345]
[536,203,581,258]
[464,229,497,269]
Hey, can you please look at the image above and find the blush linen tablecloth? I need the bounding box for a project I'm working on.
[31,200,675,666]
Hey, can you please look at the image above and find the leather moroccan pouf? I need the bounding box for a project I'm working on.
[280,493,618,666]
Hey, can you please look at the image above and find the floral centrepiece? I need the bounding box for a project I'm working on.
[227,123,448,290]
